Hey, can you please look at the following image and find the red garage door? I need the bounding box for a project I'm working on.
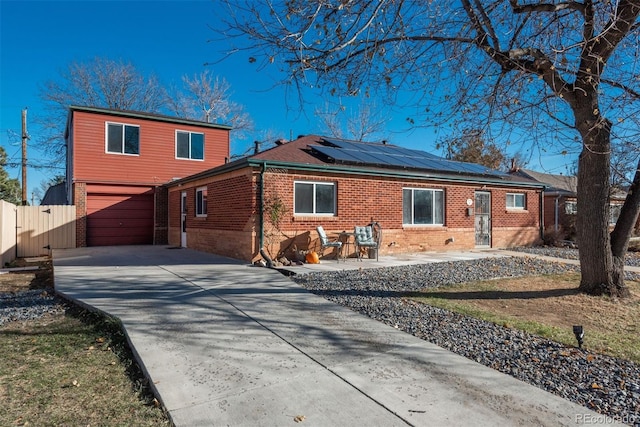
[86,190,154,246]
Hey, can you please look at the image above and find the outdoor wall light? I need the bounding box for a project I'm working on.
[573,325,584,349]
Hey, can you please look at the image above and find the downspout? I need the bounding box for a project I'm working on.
[553,194,560,233]
[258,162,273,267]
[259,161,266,250]
[539,190,545,241]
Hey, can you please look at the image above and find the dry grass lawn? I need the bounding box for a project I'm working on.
[0,259,170,426]
[410,273,640,363]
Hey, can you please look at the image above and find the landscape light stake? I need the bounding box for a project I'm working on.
[572,325,584,349]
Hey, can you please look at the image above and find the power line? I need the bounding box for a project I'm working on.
[4,162,64,170]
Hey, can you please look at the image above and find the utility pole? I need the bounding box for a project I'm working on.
[21,108,28,206]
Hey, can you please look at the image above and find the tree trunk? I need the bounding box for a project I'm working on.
[576,116,630,297]
[610,157,640,284]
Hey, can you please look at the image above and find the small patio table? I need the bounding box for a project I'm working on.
[339,231,356,260]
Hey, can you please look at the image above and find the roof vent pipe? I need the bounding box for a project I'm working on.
[254,140,260,154]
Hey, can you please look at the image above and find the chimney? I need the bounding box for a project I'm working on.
[254,140,260,154]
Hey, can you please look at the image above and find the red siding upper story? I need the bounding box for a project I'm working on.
[67,107,231,186]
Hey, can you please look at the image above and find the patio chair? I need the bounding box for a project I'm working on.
[316,226,343,261]
[354,225,379,261]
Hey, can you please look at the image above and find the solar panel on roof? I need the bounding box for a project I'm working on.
[327,138,443,161]
[311,145,361,163]
[312,145,389,166]
[316,137,504,177]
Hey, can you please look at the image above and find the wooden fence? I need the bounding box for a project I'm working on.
[1,202,76,263]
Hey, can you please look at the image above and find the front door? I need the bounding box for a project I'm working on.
[180,191,187,247]
[475,191,491,247]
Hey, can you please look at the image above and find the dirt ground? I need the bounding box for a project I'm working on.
[0,257,54,293]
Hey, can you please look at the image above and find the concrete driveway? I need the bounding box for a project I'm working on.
[53,245,604,426]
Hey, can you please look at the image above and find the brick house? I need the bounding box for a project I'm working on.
[510,168,628,240]
[166,135,545,262]
[64,106,231,246]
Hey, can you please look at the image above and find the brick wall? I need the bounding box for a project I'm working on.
[73,182,87,247]
[167,169,257,255]
[543,195,577,239]
[154,186,168,244]
[168,166,542,262]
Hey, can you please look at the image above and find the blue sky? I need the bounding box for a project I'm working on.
[0,0,574,203]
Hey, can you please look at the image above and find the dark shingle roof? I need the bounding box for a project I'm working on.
[511,169,577,195]
[41,182,68,205]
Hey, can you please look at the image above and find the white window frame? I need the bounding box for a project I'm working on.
[195,186,207,217]
[293,181,336,216]
[105,122,140,155]
[565,201,577,215]
[506,193,526,210]
[610,204,622,225]
[175,130,205,161]
[402,188,445,226]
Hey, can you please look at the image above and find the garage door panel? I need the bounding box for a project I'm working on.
[86,191,154,246]
[87,218,154,229]
[88,226,153,238]
[87,198,153,212]
[88,235,151,247]
[88,209,153,220]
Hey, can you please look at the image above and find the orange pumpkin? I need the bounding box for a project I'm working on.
[305,251,320,264]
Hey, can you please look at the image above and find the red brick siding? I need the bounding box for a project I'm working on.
[543,195,577,238]
[167,170,257,256]
[154,186,168,244]
[74,182,87,247]
[208,175,257,231]
[490,189,540,228]
[168,189,182,229]
[169,166,542,262]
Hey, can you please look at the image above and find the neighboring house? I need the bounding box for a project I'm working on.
[64,105,231,246]
[510,168,627,240]
[41,182,67,205]
[166,135,545,262]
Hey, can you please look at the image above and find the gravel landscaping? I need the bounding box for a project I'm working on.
[0,289,68,326]
[292,256,640,426]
